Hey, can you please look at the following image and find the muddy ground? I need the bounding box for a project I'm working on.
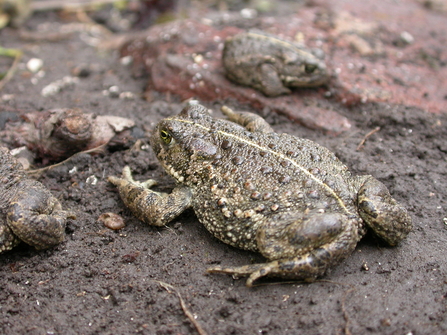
[0,1,447,334]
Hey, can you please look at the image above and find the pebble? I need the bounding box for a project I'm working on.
[98,212,126,230]
[120,55,133,66]
[399,31,414,45]
[27,58,43,73]
[119,91,135,100]
[103,85,120,98]
[71,64,91,77]
[41,76,79,97]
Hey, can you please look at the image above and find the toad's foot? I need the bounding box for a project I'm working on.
[207,248,333,287]
[108,166,192,226]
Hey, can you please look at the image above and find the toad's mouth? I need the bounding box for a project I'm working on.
[155,149,186,184]
[165,164,185,183]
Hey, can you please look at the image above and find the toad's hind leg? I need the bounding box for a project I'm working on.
[208,248,336,287]
[208,213,359,287]
[357,176,413,246]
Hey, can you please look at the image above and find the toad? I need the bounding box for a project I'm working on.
[0,146,74,253]
[108,104,412,286]
[222,31,328,96]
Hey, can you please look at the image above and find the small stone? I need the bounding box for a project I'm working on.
[120,55,133,66]
[400,31,414,44]
[108,86,120,98]
[71,64,91,77]
[361,261,369,271]
[41,76,79,97]
[27,58,43,73]
[240,8,257,19]
[119,91,135,100]
[98,213,126,230]
[86,175,98,186]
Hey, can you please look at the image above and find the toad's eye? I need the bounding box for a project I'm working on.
[160,129,172,144]
[304,64,317,74]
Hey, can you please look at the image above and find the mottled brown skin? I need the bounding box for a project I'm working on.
[108,104,412,286]
[0,146,74,253]
[222,31,329,97]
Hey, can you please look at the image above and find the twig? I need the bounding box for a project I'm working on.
[31,0,136,12]
[356,126,380,151]
[341,287,356,335]
[248,278,354,288]
[19,30,75,42]
[26,144,107,177]
[0,47,23,91]
[153,280,208,335]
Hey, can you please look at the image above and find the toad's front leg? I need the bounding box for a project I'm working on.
[108,166,192,226]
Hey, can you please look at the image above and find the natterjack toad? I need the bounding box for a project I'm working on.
[108,104,412,286]
[0,146,75,252]
[222,31,328,96]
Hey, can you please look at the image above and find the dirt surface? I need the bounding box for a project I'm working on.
[1,1,447,334]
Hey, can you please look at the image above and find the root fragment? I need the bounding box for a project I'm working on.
[153,280,208,335]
